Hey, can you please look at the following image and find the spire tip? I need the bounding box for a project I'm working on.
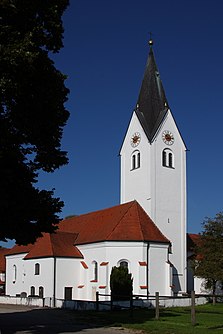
[148,32,154,47]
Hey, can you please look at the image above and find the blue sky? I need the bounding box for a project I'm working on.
[3,0,223,247]
[41,0,223,234]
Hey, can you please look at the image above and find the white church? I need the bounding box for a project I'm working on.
[4,40,192,302]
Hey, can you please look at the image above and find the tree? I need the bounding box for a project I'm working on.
[110,266,133,301]
[0,0,70,245]
[193,212,223,295]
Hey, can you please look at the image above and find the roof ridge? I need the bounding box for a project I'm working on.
[136,204,170,243]
[63,201,131,222]
[135,202,145,240]
[105,201,135,240]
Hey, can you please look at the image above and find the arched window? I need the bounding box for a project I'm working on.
[131,150,140,170]
[137,152,140,168]
[39,286,44,298]
[118,260,129,270]
[30,286,35,296]
[132,154,136,169]
[169,152,173,167]
[162,149,174,168]
[92,261,98,281]
[162,150,167,166]
[35,263,40,275]
[13,265,17,283]
[120,261,128,269]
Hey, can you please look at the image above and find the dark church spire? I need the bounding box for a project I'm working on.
[135,40,169,142]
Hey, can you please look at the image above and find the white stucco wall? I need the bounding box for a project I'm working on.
[120,110,187,294]
[153,112,187,293]
[120,112,152,213]
[55,258,80,300]
[76,241,169,300]
[6,253,28,296]
[148,243,171,295]
[6,240,170,301]
[6,254,55,298]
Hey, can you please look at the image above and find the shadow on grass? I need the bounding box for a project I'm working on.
[0,306,180,334]
[1,304,222,334]
[76,307,182,327]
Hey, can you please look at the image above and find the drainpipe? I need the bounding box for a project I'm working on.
[146,242,150,298]
[53,257,56,307]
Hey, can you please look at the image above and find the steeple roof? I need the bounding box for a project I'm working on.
[136,44,169,141]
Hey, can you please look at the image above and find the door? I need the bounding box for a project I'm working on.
[64,287,72,300]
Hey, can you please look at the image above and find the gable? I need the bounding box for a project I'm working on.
[24,232,83,259]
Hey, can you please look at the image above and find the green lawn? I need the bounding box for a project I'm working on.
[74,303,223,333]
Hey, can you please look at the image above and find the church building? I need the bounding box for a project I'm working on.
[4,40,188,302]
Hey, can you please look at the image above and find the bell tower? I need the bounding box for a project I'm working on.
[120,40,187,293]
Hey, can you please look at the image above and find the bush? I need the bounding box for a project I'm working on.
[110,266,133,301]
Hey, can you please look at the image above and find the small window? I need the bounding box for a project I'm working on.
[92,261,98,281]
[137,152,140,168]
[13,265,17,283]
[30,286,35,296]
[162,149,174,168]
[131,150,140,170]
[118,260,129,270]
[132,154,136,169]
[35,263,40,275]
[120,261,128,269]
[169,152,173,167]
[162,150,167,166]
[39,286,44,298]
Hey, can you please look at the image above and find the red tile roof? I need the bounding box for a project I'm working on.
[6,201,169,260]
[59,201,169,244]
[24,232,83,259]
[187,233,203,260]
[0,247,10,272]
[6,244,33,256]
[187,233,201,251]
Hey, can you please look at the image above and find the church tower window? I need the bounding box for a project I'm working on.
[162,149,174,168]
[131,150,140,170]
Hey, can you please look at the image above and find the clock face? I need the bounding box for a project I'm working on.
[131,132,141,147]
[162,130,174,145]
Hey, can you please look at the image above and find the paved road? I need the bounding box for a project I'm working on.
[0,304,135,334]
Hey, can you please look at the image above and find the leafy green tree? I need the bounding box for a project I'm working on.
[110,266,133,301]
[0,0,70,245]
[193,212,223,295]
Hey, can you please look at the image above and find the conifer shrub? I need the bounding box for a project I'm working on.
[110,266,133,301]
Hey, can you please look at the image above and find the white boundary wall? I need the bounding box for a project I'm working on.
[0,295,207,310]
[0,296,43,307]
